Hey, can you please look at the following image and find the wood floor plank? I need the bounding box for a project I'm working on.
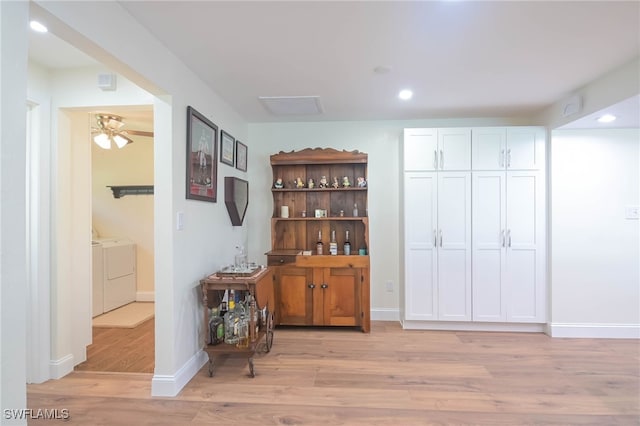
[27,321,640,425]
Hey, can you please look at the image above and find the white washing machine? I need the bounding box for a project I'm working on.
[92,237,137,315]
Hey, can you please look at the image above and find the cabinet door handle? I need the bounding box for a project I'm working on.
[321,283,328,289]
[440,150,444,169]
[433,150,438,170]
[507,149,511,168]
[308,283,316,289]
[501,230,506,247]
[433,230,437,247]
[507,229,512,247]
[439,229,443,247]
[500,149,505,168]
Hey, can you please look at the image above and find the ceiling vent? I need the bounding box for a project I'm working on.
[258,96,323,116]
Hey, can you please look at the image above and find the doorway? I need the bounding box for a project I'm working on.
[77,106,156,374]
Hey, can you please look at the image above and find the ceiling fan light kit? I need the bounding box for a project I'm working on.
[92,113,153,149]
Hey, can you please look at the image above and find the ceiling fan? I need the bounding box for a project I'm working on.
[91,113,154,149]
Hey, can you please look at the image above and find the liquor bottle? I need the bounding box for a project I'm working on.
[236,300,249,348]
[209,307,224,345]
[353,203,358,217]
[316,230,324,255]
[329,229,338,255]
[249,294,259,335]
[224,300,239,344]
[343,230,351,255]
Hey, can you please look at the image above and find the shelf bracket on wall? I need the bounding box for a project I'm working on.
[107,185,154,199]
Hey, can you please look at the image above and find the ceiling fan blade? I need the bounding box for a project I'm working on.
[122,130,154,138]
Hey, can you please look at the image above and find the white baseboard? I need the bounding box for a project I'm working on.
[49,354,74,379]
[151,349,208,397]
[548,323,640,339]
[371,308,400,322]
[136,291,155,302]
[402,320,546,333]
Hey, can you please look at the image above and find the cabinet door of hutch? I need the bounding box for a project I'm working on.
[313,267,361,327]
[275,266,314,325]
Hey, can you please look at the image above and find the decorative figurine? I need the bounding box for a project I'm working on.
[332,177,340,189]
[357,176,367,188]
[319,176,329,188]
[274,177,284,189]
[342,176,351,187]
[295,177,305,188]
[307,178,315,189]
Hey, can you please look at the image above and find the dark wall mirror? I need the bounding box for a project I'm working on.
[224,177,249,226]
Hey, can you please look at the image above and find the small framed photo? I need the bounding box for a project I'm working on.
[186,106,218,203]
[314,209,327,218]
[235,140,247,172]
[220,130,235,166]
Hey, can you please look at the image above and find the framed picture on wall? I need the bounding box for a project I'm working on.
[235,140,247,172]
[186,106,218,202]
[220,130,235,166]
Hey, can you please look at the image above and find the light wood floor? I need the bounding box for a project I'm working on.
[28,322,639,425]
[74,318,155,373]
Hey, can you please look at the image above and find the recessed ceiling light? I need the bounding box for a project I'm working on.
[597,114,617,123]
[29,20,48,33]
[398,89,413,101]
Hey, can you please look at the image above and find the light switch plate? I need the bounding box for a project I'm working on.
[625,206,639,220]
[177,211,185,230]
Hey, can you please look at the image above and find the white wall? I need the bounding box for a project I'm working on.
[247,118,527,318]
[92,124,155,297]
[550,128,640,337]
[1,1,29,422]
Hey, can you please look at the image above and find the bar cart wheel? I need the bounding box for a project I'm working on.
[265,311,275,353]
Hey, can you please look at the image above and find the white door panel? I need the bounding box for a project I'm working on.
[506,127,544,170]
[439,128,471,170]
[472,127,506,170]
[506,249,538,321]
[438,173,471,248]
[472,249,505,321]
[404,172,438,320]
[406,248,437,320]
[437,172,471,320]
[439,249,471,320]
[404,129,438,171]
[507,173,538,248]
[472,172,506,321]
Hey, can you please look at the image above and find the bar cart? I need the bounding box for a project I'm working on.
[200,266,274,377]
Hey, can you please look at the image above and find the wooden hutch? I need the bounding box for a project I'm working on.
[266,148,370,333]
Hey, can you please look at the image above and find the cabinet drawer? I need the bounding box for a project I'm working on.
[268,255,297,266]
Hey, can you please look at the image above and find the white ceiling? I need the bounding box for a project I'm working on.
[28,1,640,128]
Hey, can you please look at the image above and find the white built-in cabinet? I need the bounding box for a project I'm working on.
[404,128,472,171]
[471,127,544,170]
[403,126,546,328]
[404,171,471,321]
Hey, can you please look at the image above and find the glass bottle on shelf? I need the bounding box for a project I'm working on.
[316,230,324,255]
[344,230,351,255]
[329,229,338,255]
[353,203,358,217]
